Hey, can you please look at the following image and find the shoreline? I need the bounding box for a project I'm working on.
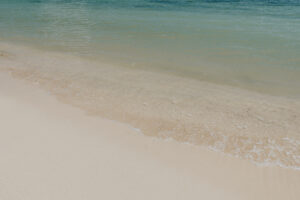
[1,0,299,198]
[0,41,300,168]
[1,71,300,199]
[1,41,299,169]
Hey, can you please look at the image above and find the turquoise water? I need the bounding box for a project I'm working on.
[0,0,300,96]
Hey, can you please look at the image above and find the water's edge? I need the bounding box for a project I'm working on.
[1,41,299,170]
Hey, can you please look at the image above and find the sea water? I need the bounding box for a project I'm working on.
[1,0,300,96]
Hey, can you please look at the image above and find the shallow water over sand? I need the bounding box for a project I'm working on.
[0,0,300,97]
[1,42,299,169]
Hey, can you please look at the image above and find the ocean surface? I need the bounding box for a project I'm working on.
[1,0,300,96]
[0,0,300,169]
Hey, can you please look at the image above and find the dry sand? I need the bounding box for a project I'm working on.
[0,71,300,200]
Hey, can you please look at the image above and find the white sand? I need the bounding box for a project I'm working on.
[0,71,300,200]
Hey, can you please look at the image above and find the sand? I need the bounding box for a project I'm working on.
[0,70,300,200]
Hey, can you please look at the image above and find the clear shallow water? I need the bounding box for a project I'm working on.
[0,0,300,96]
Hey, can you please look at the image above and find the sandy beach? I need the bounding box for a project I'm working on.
[1,1,300,199]
[1,70,300,200]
